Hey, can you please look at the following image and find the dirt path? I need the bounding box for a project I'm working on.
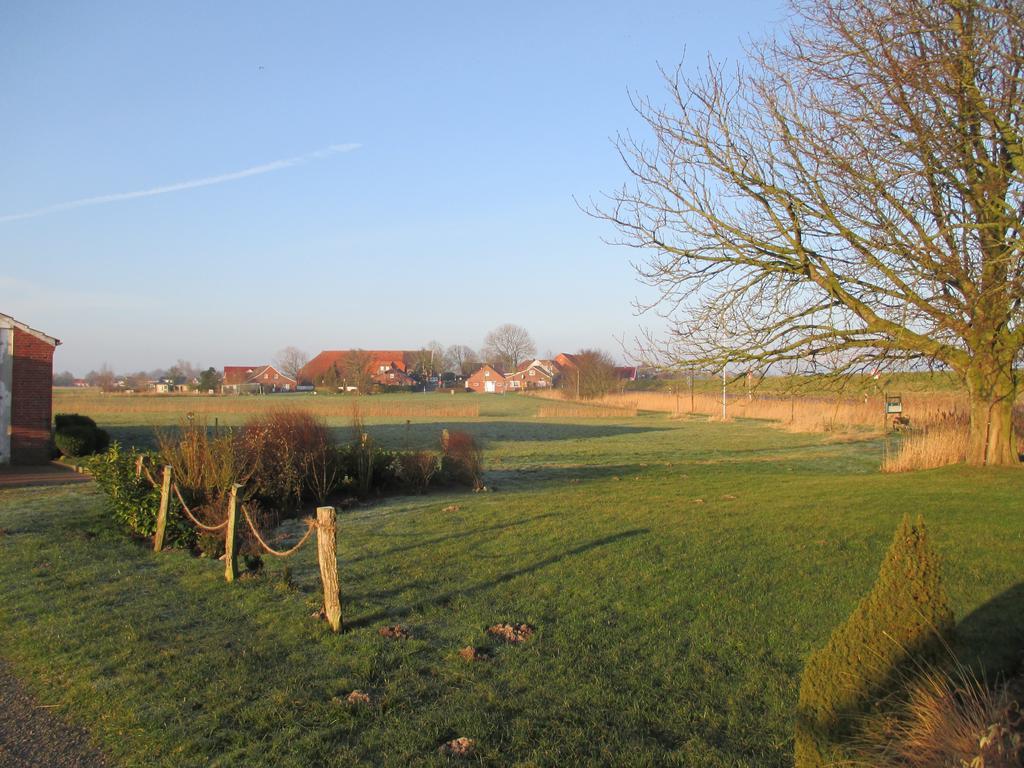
[0,661,107,768]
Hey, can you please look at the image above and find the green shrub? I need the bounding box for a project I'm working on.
[54,425,96,457]
[54,413,97,430]
[795,515,954,767]
[88,443,193,545]
[53,413,109,457]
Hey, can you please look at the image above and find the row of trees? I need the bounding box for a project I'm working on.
[55,362,222,393]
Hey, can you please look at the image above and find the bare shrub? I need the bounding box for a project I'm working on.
[239,409,332,511]
[156,417,251,517]
[440,429,484,490]
[396,450,438,494]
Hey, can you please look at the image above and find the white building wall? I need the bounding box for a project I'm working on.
[0,322,13,464]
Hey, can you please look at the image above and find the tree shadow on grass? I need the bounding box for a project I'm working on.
[345,527,650,630]
[334,420,672,450]
[955,581,1024,676]
[344,512,560,564]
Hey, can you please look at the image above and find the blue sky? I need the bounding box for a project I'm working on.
[1,1,785,373]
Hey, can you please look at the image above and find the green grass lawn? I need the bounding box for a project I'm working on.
[1,402,1022,766]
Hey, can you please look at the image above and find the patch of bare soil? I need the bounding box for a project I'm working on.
[458,646,491,662]
[486,623,534,643]
[438,737,476,758]
[378,625,410,640]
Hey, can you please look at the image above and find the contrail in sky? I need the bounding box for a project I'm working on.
[0,142,360,224]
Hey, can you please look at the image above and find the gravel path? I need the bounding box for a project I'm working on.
[0,661,107,768]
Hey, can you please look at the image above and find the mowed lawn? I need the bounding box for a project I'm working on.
[1,394,1022,766]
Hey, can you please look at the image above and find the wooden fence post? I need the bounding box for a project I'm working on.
[224,484,242,583]
[154,465,172,552]
[316,506,342,632]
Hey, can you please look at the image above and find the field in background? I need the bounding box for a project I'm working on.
[2,403,1022,766]
[532,387,1024,441]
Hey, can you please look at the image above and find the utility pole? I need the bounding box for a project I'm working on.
[721,366,727,420]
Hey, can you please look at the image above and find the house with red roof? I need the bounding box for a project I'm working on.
[505,359,558,390]
[297,350,428,390]
[465,364,508,393]
[222,365,295,394]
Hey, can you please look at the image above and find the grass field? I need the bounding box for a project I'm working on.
[2,393,1022,766]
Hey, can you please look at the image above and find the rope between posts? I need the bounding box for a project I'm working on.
[142,465,161,490]
[241,504,316,557]
[173,484,229,532]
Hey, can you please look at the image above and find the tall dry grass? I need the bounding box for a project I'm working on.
[533,388,997,437]
[535,404,638,418]
[54,391,479,420]
[852,662,1023,768]
[882,426,970,473]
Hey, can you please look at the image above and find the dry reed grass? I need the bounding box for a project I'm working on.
[882,426,970,473]
[852,662,1023,768]
[533,388,1016,439]
[54,391,479,420]
[535,404,638,418]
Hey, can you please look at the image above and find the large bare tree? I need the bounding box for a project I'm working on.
[601,0,1024,465]
[482,324,536,372]
[447,344,481,376]
[274,346,309,382]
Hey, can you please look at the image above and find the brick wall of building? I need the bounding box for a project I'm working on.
[10,326,55,464]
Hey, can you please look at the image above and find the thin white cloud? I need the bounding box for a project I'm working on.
[0,142,360,224]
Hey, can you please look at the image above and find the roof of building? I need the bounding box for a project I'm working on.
[299,350,428,382]
[223,365,296,386]
[0,312,60,347]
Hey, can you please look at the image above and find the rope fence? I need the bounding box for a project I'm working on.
[241,504,316,557]
[132,454,343,631]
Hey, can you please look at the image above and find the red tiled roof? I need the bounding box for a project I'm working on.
[298,350,427,384]
[223,366,261,386]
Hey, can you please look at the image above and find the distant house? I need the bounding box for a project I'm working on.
[73,378,88,388]
[554,352,579,371]
[505,359,558,390]
[1,312,60,465]
[614,366,638,382]
[297,350,428,390]
[222,365,296,394]
[465,364,508,394]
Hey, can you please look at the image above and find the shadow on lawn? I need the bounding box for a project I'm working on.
[107,420,672,453]
[346,512,560,564]
[346,527,650,630]
[956,581,1024,676]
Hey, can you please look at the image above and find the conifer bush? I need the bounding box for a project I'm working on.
[795,515,954,768]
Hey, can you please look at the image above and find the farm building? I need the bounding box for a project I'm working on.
[222,365,296,394]
[465,364,508,393]
[297,350,428,389]
[0,312,60,465]
[505,359,558,390]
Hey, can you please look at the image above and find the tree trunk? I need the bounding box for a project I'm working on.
[965,360,1019,466]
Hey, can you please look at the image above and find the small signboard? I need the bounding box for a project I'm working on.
[885,395,903,414]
